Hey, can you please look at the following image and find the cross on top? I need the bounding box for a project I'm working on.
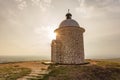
[68,9,70,13]
[66,9,72,19]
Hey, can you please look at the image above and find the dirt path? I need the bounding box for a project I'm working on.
[9,61,50,80]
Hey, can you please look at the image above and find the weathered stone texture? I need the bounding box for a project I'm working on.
[51,26,85,64]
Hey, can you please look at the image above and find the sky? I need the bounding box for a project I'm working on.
[0,0,120,59]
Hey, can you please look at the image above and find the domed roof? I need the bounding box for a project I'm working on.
[59,12,80,27]
[59,19,80,27]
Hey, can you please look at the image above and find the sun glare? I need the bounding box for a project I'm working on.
[47,26,57,41]
[49,32,56,40]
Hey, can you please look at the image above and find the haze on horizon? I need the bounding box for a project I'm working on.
[0,0,120,59]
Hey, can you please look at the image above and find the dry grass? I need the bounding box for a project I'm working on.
[0,61,49,80]
[42,60,120,80]
[0,66,31,80]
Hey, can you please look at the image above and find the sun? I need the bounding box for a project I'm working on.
[49,32,56,40]
[48,27,57,40]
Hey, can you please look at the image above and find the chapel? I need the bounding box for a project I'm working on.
[51,11,85,64]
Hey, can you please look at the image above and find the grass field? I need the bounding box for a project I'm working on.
[0,60,119,80]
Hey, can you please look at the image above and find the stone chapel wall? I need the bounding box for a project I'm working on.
[53,27,85,64]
